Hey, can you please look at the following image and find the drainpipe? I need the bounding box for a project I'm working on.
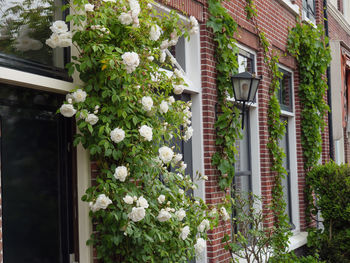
[324,0,335,160]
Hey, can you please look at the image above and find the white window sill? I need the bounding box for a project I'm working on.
[276,0,299,16]
[288,231,308,251]
[302,13,317,28]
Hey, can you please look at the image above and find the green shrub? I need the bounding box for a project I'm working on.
[307,161,350,262]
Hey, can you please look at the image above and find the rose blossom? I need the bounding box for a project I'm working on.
[158,194,165,204]
[85,113,98,125]
[136,196,149,208]
[118,12,133,25]
[114,166,128,182]
[174,85,185,95]
[168,96,175,105]
[159,101,168,114]
[50,20,68,34]
[84,3,94,11]
[123,195,134,204]
[184,127,193,141]
[179,226,190,240]
[158,146,174,163]
[220,207,230,221]
[194,238,206,256]
[128,207,146,222]
[72,89,87,103]
[150,25,161,41]
[175,208,186,221]
[121,52,140,73]
[157,208,172,222]
[110,128,125,143]
[141,96,153,111]
[60,104,76,117]
[139,125,153,141]
[160,51,166,63]
[173,153,182,164]
[174,69,184,79]
[129,0,140,18]
[179,161,187,172]
[90,194,112,212]
[197,219,210,232]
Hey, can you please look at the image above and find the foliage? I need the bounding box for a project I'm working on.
[52,0,211,262]
[307,162,350,262]
[287,22,331,170]
[207,0,242,190]
[244,0,291,258]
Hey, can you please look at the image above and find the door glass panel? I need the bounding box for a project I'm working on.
[0,84,71,263]
[0,0,65,68]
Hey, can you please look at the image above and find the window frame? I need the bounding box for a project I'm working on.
[0,0,71,81]
[302,0,316,24]
[278,68,293,113]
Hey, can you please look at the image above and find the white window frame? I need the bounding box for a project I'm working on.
[278,64,305,246]
[236,43,261,199]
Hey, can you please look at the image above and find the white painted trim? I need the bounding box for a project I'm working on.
[328,2,350,36]
[288,231,308,251]
[76,144,93,263]
[275,0,300,16]
[0,66,76,93]
[302,11,317,28]
[278,64,300,233]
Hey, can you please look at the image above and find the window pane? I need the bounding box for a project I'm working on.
[238,52,254,73]
[0,0,65,68]
[279,69,293,112]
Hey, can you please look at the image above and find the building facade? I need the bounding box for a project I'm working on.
[0,0,336,263]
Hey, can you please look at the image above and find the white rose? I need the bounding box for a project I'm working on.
[110,128,125,143]
[174,85,185,95]
[179,226,190,240]
[139,125,153,141]
[72,89,87,103]
[159,101,169,114]
[136,196,149,208]
[160,39,169,50]
[85,113,99,125]
[160,51,166,63]
[60,104,76,117]
[129,0,140,18]
[184,127,193,141]
[168,96,175,105]
[177,173,183,180]
[92,194,112,212]
[174,69,184,79]
[175,208,186,221]
[141,96,153,111]
[122,52,140,73]
[46,33,60,48]
[57,32,72,47]
[150,25,161,41]
[157,208,172,222]
[179,161,187,172]
[194,238,206,256]
[118,12,133,25]
[189,16,199,35]
[179,189,184,195]
[50,20,68,34]
[197,219,210,232]
[128,207,146,222]
[114,166,128,182]
[157,194,165,204]
[158,146,174,163]
[85,4,94,11]
[220,207,230,221]
[123,195,134,204]
[147,56,154,61]
[173,153,183,164]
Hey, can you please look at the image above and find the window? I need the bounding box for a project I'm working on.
[278,66,298,231]
[278,68,293,112]
[0,84,77,262]
[0,0,69,79]
[302,0,316,23]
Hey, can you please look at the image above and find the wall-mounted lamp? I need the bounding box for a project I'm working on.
[231,72,261,129]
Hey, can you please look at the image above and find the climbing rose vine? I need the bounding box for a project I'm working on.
[48,0,212,262]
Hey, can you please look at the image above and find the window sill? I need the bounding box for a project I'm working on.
[275,0,299,16]
[302,13,317,28]
[288,231,308,252]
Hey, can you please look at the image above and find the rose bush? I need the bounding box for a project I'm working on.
[48,0,211,262]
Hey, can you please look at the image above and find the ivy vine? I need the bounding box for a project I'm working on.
[287,23,331,223]
[207,0,242,190]
[245,1,292,258]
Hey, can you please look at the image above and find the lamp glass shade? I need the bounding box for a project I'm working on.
[231,72,261,102]
[248,78,260,102]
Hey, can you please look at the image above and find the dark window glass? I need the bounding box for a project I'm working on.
[303,0,316,22]
[278,68,293,112]
[279,117,295,229]
[0,84,75,263]
[0,0,69,80]
[169,36,186,72]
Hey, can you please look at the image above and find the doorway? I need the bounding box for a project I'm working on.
[0,84,77,263]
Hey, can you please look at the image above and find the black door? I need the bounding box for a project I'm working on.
[0,84,75,263]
